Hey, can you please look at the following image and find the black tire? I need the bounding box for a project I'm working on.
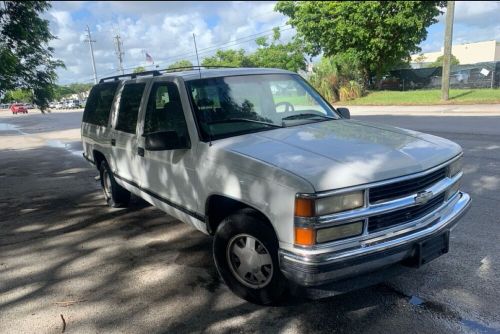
[99,160,130,208]
[213,208,287,305]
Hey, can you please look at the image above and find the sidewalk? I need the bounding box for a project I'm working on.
[344,104,500,116]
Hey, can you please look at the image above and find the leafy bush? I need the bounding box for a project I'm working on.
[339,81,363,101]
[309,54,364,103]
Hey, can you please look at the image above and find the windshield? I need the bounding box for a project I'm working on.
[187,74,339,141]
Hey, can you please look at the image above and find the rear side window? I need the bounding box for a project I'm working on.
[115,83,146,134]
[83,82,119,126]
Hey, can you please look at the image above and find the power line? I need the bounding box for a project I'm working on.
[144,26,294,69]
[62,24,295,84]
[106,26,294,76]
[196,24,290,52]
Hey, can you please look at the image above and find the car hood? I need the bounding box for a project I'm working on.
[217,119,461,191]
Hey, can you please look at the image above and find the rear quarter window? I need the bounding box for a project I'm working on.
[115,83,146,134]
[83,82,119,126]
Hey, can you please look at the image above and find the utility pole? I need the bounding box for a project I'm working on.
[441,1,455,101]
[193,33,201,78]
[113,33,125,75]
[85,25,98,84]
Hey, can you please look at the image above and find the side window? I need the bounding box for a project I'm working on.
[83,82,119,126]
[144,82,189,138]
[115,83,146,134]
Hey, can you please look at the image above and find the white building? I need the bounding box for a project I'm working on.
[411,40,500,68]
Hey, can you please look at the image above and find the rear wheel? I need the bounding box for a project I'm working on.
[213,208,287,305]
[99,160,130,208]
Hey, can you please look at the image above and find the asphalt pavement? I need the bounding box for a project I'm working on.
[0,110,499,334]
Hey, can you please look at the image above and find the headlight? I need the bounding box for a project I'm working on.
[316,221,364,243]
[448,156,462,177]
[315,191,364,216]
[295,191,365,217]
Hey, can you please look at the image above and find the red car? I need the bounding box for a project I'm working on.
[10,104,28,114]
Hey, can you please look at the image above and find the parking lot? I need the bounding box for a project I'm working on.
[0,110,499,333]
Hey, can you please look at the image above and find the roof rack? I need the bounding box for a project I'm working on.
[98,66,239,83]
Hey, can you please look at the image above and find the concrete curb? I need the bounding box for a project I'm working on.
[344,104,500,116]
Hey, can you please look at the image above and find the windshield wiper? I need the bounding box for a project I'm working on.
[281,113,335,121]
[207,118,282,128]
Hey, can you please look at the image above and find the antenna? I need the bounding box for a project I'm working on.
[192,33,202,79]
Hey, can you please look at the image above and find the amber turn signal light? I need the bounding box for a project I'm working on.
[294,197,315,217]
[294,227,315,246]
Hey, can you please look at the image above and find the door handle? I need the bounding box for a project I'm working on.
[111,139,116,146]
[137,147,145,157]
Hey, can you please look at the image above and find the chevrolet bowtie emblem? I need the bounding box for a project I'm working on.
[415,191,433,205]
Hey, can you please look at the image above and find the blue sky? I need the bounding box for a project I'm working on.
[46,1,500,84]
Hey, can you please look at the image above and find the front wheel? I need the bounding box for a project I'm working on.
[213,208,287,305]
[99,160,130,208]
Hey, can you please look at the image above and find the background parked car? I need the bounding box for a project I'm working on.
[66,100,80,109]
[10,103,28,114]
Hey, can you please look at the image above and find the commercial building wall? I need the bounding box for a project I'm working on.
[412,40,500,66]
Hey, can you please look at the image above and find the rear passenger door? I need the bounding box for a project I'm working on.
[110,80,148,184]
[136,79,201,224]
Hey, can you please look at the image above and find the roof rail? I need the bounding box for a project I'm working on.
[98,66,239,83]
[99,70,161,83]
[163,65,238,72]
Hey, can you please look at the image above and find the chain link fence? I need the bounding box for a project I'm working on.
[378,61,500,90]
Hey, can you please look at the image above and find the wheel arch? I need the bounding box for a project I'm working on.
[92,150,107,170]
[205,194,277,237]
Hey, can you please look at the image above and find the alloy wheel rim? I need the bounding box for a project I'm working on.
[226,233,273,289]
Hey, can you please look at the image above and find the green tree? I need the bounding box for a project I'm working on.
[202,49,255,67]
[276,1,445,84]
[249,27,306,72]
[52,85,74,101]
[133,66,146,73]
[3,89,33,103]
[167,60,193,70]
[67,83,93,94]
[425,54,460,68]
[0,1,64,112]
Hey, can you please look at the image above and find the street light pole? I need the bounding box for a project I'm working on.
[85,25,98,84]
[441,1,455,101]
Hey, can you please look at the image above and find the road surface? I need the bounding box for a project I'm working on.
[0,110,498,333]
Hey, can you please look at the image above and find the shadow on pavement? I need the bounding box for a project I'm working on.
[1,116,497,333]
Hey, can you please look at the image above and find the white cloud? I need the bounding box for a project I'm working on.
[46,1,498,84]
[419,1,499,53]
[48,1,288,84]
[454,1,500,27]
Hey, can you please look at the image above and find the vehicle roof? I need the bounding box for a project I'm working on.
[99,67,298,84]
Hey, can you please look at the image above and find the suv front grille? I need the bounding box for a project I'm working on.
[369,168,447,203]
[368,193,446,233]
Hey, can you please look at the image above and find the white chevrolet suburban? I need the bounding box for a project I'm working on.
[81,67,471,304]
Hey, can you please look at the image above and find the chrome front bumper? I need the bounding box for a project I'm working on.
[279,191,471,287]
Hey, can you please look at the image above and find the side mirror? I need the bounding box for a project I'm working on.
[144,131,190,151]
[337,107,350,119]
